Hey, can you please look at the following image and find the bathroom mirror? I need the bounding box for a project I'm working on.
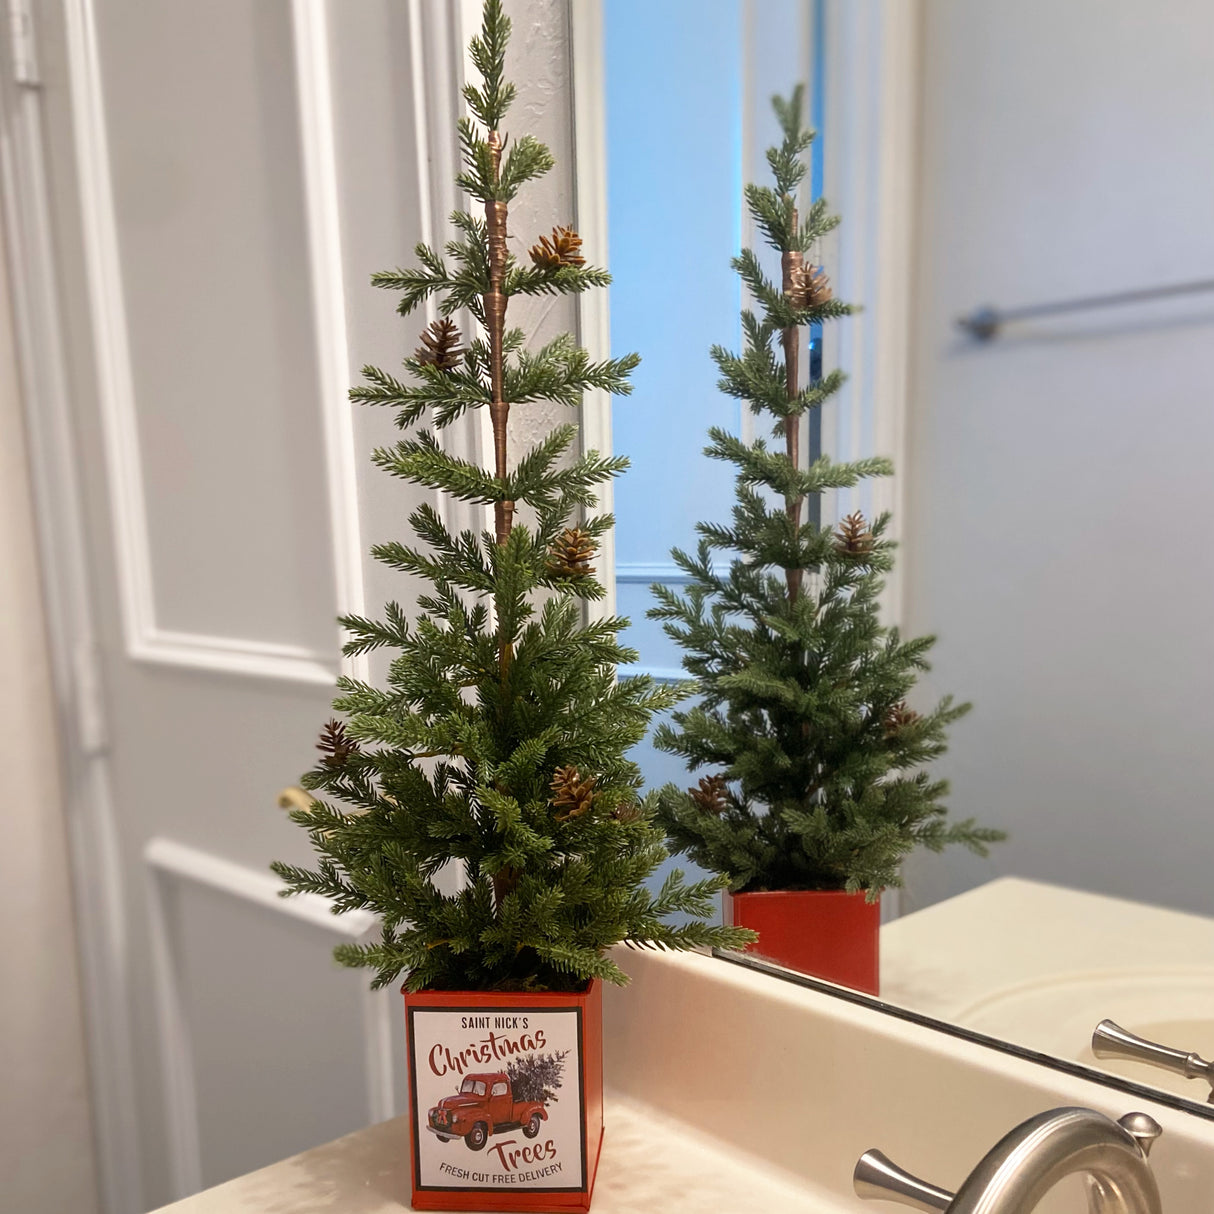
[582,0,1214,1119]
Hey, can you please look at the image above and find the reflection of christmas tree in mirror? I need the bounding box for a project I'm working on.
[651,86,1005,907]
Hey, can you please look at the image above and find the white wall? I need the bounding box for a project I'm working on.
[0,231,99,1208]
[901,0,1214,915]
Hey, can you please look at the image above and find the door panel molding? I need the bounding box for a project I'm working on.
[64,0,368,687]
[144,836,389,1201]
[393,0,482,899]
[291,0,368,684]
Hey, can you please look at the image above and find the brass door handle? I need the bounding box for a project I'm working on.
[277,786,313,814]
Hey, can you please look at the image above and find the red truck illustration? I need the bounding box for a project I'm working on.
[426,1071,548,1151]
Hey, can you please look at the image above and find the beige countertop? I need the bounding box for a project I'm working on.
[881,876,1214,1020]
[151,893,1214,1213]
[151,1093,831,1214]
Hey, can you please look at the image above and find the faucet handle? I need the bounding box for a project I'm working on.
[1093,1019,1214,1103]
[1117,1112,1163,1158]
[854,1149,954,1212]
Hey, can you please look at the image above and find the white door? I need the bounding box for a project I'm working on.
[1,1,577,1209]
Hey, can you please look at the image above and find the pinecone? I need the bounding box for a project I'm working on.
[883,701,922,737]
[789,262,832,309]
[689,774,729,814]
[611,801,641,824]
[835,511,874,556]
[529,225,586,269]
[414,317,465,372]
[546,526,597,579]
[318,718,359,769]
[551,765,598,821]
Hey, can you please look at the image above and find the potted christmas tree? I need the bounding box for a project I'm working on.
[272,4,750,1210]
[649,89,1002,997]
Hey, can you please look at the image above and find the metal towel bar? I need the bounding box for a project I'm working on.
[957,275,1214,341]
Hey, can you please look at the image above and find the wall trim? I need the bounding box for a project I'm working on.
[291,0,367,686]
[615,562,702,585]
[3,6,146,1210]
[144,846,203,1198]
[618,663,685,685]
[399,0,479,904]
[144,836,386,1200]
[569,0,616,623]
[409,0,616,610]
[408,0,491,547]
[821,0,921,627]
[64,0,345,687]
[358,983,397,1137]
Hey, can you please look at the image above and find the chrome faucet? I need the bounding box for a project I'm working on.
[1092,1019,1214,1103]
[854,1106,1163,1214]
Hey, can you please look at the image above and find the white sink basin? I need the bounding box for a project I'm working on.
[952,967,1214,1101]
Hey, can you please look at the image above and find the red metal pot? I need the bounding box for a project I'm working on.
[403,980,603,1212]
[726,888,880,995]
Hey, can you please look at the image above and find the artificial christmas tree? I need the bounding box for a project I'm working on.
[272,4,750,1208]
[650,88,1002,995]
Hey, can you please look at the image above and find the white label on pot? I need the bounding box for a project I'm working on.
[408,1005,586,1193]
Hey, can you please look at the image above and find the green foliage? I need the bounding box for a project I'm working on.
[508,1050,568,1103]
[651,91,1003,896]
[273,0,752,994]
